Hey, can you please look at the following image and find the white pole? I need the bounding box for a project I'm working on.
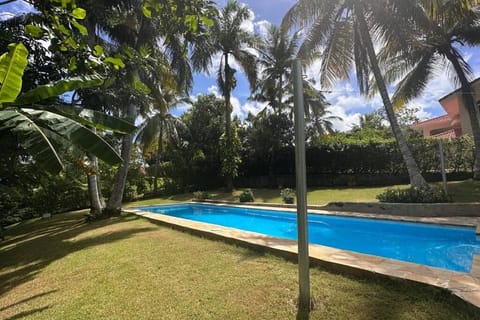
[293,59,310,312]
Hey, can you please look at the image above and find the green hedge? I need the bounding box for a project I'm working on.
[239,136,474,176]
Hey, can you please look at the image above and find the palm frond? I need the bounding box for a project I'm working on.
[392,51,439,109]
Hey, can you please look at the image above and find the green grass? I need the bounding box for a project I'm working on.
[1,210,479,319]
[128,179,480,207]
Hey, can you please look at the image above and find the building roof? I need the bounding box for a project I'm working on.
[411,114,451,128]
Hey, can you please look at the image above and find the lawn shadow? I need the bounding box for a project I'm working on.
[0,211,155,297]
[3,305,52,320]
[0,290,57,313]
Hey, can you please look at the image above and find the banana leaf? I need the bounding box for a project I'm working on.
[0,108,124,174]
[32,104,137,134]
[0,43,28,106]
[15,76,104,105]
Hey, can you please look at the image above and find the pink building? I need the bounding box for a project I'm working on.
[411,77,480,138]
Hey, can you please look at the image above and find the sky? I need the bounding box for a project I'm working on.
[202,0,480,131]
[3,0,480,131]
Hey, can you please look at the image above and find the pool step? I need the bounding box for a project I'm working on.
[472,255,480,278]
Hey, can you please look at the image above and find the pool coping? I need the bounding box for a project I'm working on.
[125,203,480,308]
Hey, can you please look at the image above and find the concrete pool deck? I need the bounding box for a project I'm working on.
[126,203,480,308]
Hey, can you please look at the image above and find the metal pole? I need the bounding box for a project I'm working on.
[438,140,448,197]
[293,59,310,312]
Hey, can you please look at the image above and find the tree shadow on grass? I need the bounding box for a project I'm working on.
[0,211,155,297]
[3,305,52,320]
[0,290,57,313]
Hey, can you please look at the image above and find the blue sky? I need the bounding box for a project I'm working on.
[202,0,480,131]
[3,0,480,131]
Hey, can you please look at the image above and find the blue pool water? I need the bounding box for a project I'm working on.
[136,203,480,272]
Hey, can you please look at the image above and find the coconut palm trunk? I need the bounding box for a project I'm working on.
[104,100,136,215]
[356,6,429,189]
[153,119,164,193]
[87,152,103,215]
[84,17,106,214]
[224,53,234,190]
[445,51,480,179]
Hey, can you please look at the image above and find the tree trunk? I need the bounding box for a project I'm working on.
[277,75,283,115]
[153,119,164,193]
[356,7,429,189]
[104,101,136,216]
[445,50,480,180]
[224,53,234,191]
[87,153,103,215]
[84,19,106,216]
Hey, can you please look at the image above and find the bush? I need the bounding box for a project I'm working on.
[280,188,295,204]
[239,189,255,202]
[193,191,210,200]
[376,186,449,203]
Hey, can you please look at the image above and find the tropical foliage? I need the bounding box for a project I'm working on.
[2,0,480,223]
[282,0,431,190]
[193,0,258,189]
[378,0,480,180]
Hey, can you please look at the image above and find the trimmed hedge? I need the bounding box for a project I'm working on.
[239,136,474,177]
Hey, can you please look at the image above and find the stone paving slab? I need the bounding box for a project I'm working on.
[126,203,480,308]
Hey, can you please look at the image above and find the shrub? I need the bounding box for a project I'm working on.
[280,188,295,204]
[193,191,210,200]
[239,189,255,202]
[376,186,449,203]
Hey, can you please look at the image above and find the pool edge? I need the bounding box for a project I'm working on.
[125,205,480,309]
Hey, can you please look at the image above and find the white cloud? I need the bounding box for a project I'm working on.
[255,20,271,39]
[240,7,255,33]
[326,105,362,131]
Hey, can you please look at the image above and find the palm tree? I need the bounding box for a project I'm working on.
[135,91,189,193]
[282,0,430,189]
[83,0,213,215]
[192,0,258,190]
[254,25,301,114]
[253,24,338,137]
[379,0,480,179]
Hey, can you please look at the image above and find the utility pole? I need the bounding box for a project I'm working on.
[293,59,311,313]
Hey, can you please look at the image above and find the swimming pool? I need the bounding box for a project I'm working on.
[136,203,480,273]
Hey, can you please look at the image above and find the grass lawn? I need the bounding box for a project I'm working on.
[129,179,480,207]
[1,210,479,319]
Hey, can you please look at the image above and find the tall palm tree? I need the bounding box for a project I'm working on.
[192,0,258,190]
[253,24,338,138]
[254,25,301,114]
[379,0,480,179]
[135,91,189,193]
[282,0,430,189]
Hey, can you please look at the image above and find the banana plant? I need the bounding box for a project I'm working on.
[0,43,136,174]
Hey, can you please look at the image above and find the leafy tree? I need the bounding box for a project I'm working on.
[282,0,430,189]
[180,94,225,184]
[0,1,138,219]
[0,43,134,173]
[192,0,258,190]
[244,111,294,178]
